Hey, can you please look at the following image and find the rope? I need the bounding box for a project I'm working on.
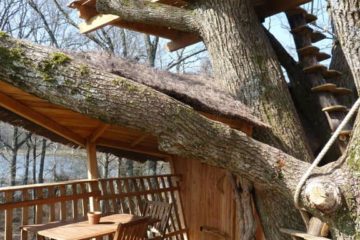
[294,98,360,209]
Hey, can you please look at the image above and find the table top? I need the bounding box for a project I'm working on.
[22,214,144,240]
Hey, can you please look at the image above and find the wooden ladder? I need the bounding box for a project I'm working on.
[286,6,353,153]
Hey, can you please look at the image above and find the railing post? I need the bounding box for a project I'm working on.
[86,140,100,211]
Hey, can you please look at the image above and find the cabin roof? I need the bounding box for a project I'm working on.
[0,51,267,161]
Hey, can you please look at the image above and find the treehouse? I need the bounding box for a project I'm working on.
[0,49,268,240]
[0,0,321,239]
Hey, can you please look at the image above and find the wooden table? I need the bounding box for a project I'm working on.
[22,214,144,240]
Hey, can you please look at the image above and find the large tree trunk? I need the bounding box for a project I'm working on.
[0,32,359,238]
[192,0,312,238]
[328,0,360,92]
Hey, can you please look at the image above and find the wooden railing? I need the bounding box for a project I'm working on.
[0,175,187,240]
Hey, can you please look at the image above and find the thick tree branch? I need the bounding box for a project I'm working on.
[96,0,197,33]
[0,34,343,214]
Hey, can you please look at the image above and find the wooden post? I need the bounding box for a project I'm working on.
[86,140,100,211]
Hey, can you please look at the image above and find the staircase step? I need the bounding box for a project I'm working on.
[312,31,327,43]
[291,25,313,34]
[298,46,320,57]
[322,105,348,112]
[316,52,331,62]
[280,228,331,240]
[305,13,318,23]
[322,69,342,79]
[311,83,337,92]
[332,87,353,95]
[339,130,352,141]
[304,64,327,74]
[287,7,307,16]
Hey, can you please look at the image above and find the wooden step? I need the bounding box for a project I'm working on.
[287,7,307,16]
[339,130,352,141]
[280,228,331,240]
[332,87,353,95]
[316,52,331,62]
[322,105,348,112]
[311,83,337,92]
[312,31,327,43]
[298,46,320,57]
[305,13,318,23]
[291,25,313,34]
[322,69,342,79]
[304,64,327,74]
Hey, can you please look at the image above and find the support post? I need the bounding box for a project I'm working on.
[86,140,100,211]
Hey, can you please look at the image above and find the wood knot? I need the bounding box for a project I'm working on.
[305,179,342,213]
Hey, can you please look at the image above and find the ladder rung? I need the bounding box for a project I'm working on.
[280,228,331,240]
[298,46,320,57]
[304,64,327,74]
[305,13,317,23]
[311,83,337,92]
[316,52,331,62]
[332,87,353,95]
[322,69,342,79]
[311,31,327,43]
[322,105,348,112]
[291,25,313,34]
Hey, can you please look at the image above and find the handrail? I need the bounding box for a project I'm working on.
[0,179,97,192]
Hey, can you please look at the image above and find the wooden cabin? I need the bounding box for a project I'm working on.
[0,50,268,240]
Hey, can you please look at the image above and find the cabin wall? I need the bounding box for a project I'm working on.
[171,157,264,240]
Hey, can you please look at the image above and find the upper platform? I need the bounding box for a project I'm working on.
[69,0,311,51]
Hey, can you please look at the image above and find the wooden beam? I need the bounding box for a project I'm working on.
[86,140,99,211]
[166,34,202,52]
[0,91,85,147]
[86,141,99,180]
[97,138,169,158]
[130,134,149,147]
[279,228,331,240]
[79,14,121,34]
[89,124,110,143]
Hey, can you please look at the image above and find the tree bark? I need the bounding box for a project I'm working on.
[38,138,47,183]
[192,0,313,238]
[0,33,358,237]
[328,0,360,93]
[96,0,197,33]
[23,140,31,185]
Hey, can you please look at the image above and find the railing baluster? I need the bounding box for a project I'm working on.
[21,189,29,240]
[4,191,13,240]
[108,180,118,213]
[59,185,66,221]
[71,184,78,220]
[48,186,55,222]
[80,182,89,216]
[116,179,125,213]
[35,188,43,225]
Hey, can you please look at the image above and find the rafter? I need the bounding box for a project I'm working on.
[0,91,85,147]
[88,123,110,143]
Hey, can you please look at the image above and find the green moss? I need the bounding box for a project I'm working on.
[79,64,90,76]
[347,146,360,172]
[37,52,71,82]
[0,46,26,70]
[0,31,9,38]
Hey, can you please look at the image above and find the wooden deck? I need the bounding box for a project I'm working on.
[0,175,187,240]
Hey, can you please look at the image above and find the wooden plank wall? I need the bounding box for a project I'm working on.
[172,157,265,240]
